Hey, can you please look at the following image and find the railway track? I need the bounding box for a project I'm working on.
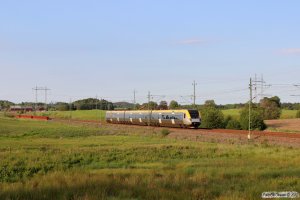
[52,118,300,139]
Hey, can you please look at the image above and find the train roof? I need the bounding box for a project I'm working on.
[106,109,198,113]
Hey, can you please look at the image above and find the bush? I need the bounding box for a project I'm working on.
[223,115,233,128]
[226,119,241,130]
[200,107,224,129]
[4,112,15,118]
[160,129,170,136]
[296,110,300,118]
[240,106,266,130]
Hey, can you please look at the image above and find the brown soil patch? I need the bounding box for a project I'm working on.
[265,119,300,132]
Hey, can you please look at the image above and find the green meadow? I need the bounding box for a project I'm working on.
[221,109,298,119]
[0,117,299,199]
[36,110,106,121]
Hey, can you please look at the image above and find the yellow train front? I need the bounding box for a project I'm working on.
[106,109,201,128]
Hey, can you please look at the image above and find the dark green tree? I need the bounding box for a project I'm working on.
[226,118,241,130]
[240,106,266,130]
[141,101,158,110]
[0,100,14,110]
[55,102,69,111]
[200,106,225,129]
[260,96,281,119]
[73,98,114,110]
[169,100,180,109]
[204,100,216,107]
[158,101,168,110]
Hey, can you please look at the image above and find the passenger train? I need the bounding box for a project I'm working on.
[106,109,201,128]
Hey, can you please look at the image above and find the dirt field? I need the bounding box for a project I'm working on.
[168,128,300,148]
[265,119,300,132]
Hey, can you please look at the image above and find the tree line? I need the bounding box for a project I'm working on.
[1,97,300,121]
[199,96,291,130]
[53,98,114,111]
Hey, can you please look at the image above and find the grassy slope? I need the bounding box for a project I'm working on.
[221,109,241,119]
[280,109,298,119]
[0,117,299,199]
[36,110,106,120]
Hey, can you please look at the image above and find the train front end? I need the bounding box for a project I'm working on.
[187,109,201,128]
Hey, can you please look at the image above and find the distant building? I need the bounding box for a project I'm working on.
[10,105,33,112]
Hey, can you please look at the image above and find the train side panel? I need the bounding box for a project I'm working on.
[106,110,201,128]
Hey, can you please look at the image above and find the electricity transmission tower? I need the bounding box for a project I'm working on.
[133,90,137,110]
[192,80,197,108]
[252,74,272,103]
[248,78,253,140]
[147,91,151,126]
[32,86,51,111]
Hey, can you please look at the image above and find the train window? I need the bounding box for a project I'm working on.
[188,110,199,118]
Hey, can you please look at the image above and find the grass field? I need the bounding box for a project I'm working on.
[280,109,299,119]
[0,117,299,199]
[221,109,241,119]
[222,109,298,119]
[36,110,106,121]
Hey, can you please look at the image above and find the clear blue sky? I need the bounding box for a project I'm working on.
[1,1,299,104]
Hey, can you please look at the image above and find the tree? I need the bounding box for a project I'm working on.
[269,96,281,107]
[240,106,266,130]
[73,98,114,110]
[0,100,14,110]
[135,103,141,110]
[169,100,179,109]
[225,118,241,130]
[158,101,168,110]
[260,96,281,119]
[204,100,216,107]
[55,102,69,111]
[200,106,225,129]
[141,101,158,110]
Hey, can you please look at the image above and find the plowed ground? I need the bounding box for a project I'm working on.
[265,119,300,132]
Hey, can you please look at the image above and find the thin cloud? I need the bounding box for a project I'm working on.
[177,38,207,45]
[279,48,300,55]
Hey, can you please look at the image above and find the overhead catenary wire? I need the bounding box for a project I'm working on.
[26,76,300,106]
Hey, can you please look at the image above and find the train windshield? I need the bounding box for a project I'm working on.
[188,110,199,119]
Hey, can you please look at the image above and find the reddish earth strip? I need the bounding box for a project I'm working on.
[16,115,50,121]
[265,119,300,132]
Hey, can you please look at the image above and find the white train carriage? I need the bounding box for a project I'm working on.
[106,109,201,128]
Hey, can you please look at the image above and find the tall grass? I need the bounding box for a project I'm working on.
[0,117,299,199]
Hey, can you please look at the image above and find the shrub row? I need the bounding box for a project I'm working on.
[200,106,266,131]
